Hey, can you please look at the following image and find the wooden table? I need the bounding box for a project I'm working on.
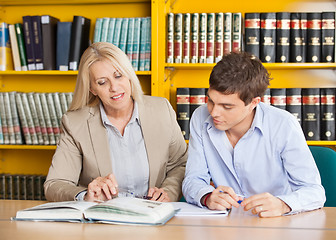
[1,200,336,240]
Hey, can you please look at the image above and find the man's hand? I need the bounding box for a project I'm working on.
[147,187,170,202]
[241,192,291,217]
[84,174,118,202]
[202,186,242,210]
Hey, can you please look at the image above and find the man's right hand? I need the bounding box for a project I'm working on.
[202,186,242,210]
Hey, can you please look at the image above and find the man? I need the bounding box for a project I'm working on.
[182,52,325,217]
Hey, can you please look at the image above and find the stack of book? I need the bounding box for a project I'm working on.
[176,87,336,141]
[0,174,46,200]
[93,17,151,71]
[0,91,73,145]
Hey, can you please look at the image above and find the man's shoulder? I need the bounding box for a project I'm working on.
[191,104,210,122]
[258,102,298,125]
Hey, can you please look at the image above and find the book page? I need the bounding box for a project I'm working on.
[171,202,229,216]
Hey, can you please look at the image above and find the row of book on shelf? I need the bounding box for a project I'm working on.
[167,12,335,64]
[93,17,151,71]
[176,87,336,141]
[0,15,151,72]
[0,91,73,145]
[0,174,46,201]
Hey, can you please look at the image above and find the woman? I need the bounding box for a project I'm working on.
[44,42,187,202]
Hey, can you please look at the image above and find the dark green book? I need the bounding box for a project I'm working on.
[14,23,28,71]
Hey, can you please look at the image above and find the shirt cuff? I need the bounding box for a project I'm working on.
[195,186,215,208]
[75,190,87,201]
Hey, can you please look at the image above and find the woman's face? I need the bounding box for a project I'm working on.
[89,59,133,113]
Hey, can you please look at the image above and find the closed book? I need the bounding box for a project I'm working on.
[144,17,151,71]
[106,18,116,44]
[46,93,60,143]
[15,92,32,145]
[119,18,129,53]
[244,12,260,59]
[0,117,3,144]
[198,13,207,63]
[307,12,322,63]
[39,93,56,145]
[69,16,91,71]
[190,13,199,63]
[271,88,286,110]
[0,22,13,71]
[286,88,302,125]
[139,18,147,71]
[176,88,190,140]
[41,15,59,70]
[21,92,39,145]
[190,88,206,118]
[320,88,335,140]
[223,12,232,54]
[52,92,63,126]
[182,13,191,64]
[112,18,122,48]
[22,16,36,70]
[19,175,27,200]
[321,12,335,63]
[8,24,21,71]
[260,12,276,62]
[215,13,224,63]
[14,23,28,71]
[276,12,291,63]
[174,13,183,63]
[167,13,174,63]
[56,22,72,71]
[232,12,242,53]
[290,12,306,63]
[93,18,103,43]
[13,175,20,200]
[58,92,69,114]
[132,18,141,71]
[33,92,49,145]
[0,92,9,144]
[8,91,22,144]
[206,13,215,63]
[31,15,44,70]
[27,92,44,145]
[302,88,320,140]
[3,92,15,144]
[261,88,271,105]
[100,17,110,42]
[126,18,135,62]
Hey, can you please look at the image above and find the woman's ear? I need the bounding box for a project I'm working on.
[90,88,97,96]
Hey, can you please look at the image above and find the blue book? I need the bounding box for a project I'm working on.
[56,21,72,71]
[31,16,43,70]
[112,18,122,47]
[132,18,141,71]
[93,18,103,43]
[22,15,36,70]
[119,18,129,52]
[144,17,151,71]
[106,18,115,43]
[100,17,110,42]
[126,18,134,61]
[139,18,147,71]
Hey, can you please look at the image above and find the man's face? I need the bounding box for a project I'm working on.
[207,88,259,131]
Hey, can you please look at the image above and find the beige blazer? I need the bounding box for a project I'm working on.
[44,96,188,202]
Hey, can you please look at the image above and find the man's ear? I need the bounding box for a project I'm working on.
[251,96,261,108]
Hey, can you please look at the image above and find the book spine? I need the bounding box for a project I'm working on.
[286,88,302,125]
[31,15,44,70]
[93,18,103,43]
[39,93,56,145]
[139,18,147,71]
[8,24,21,71]
[244,13,260,59]
[189,88,206,118]
[198,13,207,63]
[132,18,141,71]
[13,175,20,200]
[56,21,72,71]
[27,175,34,200]
[223,12,232,54]
[190,13,199,63]
[290,12,304,62]
[5,174,13,199]
[119,18,129,53]
[302,88,321,140]
[33,93,49,145]
[167,13,174,63]
[0,174,5,199]
[0,93,9,144]
[52,92,63,126]
[144,17,151,71]
[0,111,3,144]
[41,15,59,70]
[27,92,44,145]
[0,22,14,71]
[112,18,122,47]
[22,16,36,70]
[320,88,335,140]
[19,175,27,200]
[261,88,271,105]
[307,12,322,63]
[271,88,286,110]
[232,12,242,52]
[321,12,335,63]
[276,12,291,63]
[106,18,115,44]
[260,12,276,62]
[300,13,308,62]
[206,13,215,63]
[58,92,68,115]
[176,88,190,140]
[100,17,110,42]
[80,17,91,61]
[14,23,28,71]
[126,18,135,62]
[8,92,22,144]
[21,92,38,145]
[69,16,84,71]
[46,93,60,143]
[15,93,32,145]
[34,175,42,200]
[214,13,224,63]
[3,92,16,144]
[174,13,183,63]
[65,92,73,107]
[182,13,191,64]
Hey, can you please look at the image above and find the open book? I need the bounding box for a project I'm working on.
[13,197,175,226]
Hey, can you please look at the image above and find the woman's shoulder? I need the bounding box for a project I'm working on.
[64,105,99,122]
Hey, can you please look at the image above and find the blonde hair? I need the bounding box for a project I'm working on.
[69,42,143,111]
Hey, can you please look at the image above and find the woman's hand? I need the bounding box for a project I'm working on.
[84,174,118,202]
[147,187,170,202]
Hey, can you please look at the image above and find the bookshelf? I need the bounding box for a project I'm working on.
[0,0,335,177]
[160,0,336,149]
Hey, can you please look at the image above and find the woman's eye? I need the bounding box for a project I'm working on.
[97,80,106,85]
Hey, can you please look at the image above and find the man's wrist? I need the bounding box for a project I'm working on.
[201,193,211,207]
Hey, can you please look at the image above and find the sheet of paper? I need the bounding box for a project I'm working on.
[171,202,229,216]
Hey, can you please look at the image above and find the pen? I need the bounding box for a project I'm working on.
[219,190,244,204]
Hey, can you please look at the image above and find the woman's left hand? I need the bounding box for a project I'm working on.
[147,187,170,202]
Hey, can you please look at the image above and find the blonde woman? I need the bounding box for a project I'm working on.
[44,42,187,202]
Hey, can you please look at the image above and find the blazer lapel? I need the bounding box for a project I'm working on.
[87,106,113,177]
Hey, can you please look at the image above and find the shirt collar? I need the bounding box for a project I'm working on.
[99,101,140,127]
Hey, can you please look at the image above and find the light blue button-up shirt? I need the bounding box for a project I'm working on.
[182,102,325,214]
